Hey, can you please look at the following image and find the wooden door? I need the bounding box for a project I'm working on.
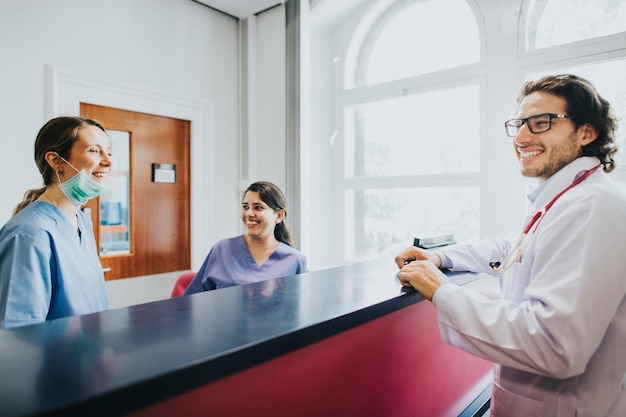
[81,103,191,280]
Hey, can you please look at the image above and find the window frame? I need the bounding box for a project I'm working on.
[303,0,626,269]
[336,0,488,263]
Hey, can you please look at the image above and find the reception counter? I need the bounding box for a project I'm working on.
[0,258,493,417]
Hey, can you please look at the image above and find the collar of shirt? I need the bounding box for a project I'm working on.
[525,156,600,214]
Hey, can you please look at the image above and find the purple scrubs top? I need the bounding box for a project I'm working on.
[184,236,306,293]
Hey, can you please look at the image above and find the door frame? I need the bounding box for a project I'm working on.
[45,64,215,271]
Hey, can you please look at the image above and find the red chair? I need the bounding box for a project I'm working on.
[171,272,196,297]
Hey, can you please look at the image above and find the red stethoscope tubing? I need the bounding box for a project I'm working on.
[523,163,602,234]
[523,164,602,234]
[491,163,602,272]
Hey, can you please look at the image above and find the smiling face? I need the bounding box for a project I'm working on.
[58,125,112,184]
[241,191,284,242]
[512,91,597,182]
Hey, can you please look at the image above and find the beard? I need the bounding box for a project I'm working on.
[519,131,581,180]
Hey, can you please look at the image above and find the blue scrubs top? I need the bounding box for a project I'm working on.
[184,236,307,294]
[0,202,109,329]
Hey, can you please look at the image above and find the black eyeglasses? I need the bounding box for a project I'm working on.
[504,113,574,137]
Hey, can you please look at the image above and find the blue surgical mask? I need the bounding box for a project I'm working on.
[56,156,109,206]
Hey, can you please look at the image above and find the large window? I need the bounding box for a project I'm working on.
[525,0,626,50]
[343,0,484,262]
[343,83,482,261]
[307,0,484,267]
[305,0,626,269]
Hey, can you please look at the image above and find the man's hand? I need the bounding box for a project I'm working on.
[397,260,448,301]
[394,246,442,269]
[394,247,447,301]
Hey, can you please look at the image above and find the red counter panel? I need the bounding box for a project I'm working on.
[128,301,492,417]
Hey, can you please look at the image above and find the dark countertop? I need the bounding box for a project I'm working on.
[0,258,483,417]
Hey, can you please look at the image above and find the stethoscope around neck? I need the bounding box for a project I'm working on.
[489,163,602,273]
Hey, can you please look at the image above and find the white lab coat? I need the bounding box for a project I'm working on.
[434,157,626,417]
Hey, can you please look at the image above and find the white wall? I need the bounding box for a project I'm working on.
[0,0,242,307]
[236,5,287,192]
[234,6,288,237]
[256,6,287,190]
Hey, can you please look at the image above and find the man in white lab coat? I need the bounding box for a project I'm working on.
[395,74,626,417]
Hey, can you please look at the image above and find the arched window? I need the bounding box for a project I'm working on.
[345,0,481,88]
[304,0,626,269]
[337,0,484,262]
[525,0,626,50]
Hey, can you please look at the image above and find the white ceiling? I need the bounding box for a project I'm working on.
[195,0,286,18]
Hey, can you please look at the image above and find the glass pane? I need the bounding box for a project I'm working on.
[526,0,626,50]
[354,0,480,87]
[345,187,480,261]
[100,130,131,256]
[526,59,626,166]
[345,85,480,177]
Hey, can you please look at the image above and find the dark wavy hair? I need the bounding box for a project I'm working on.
[518,74,619,172]
[14,116,105,214]
[244,181,294,247]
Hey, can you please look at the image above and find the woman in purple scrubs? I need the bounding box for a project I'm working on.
[184,181,306,293]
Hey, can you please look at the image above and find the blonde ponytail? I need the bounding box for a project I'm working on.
[13,187,47,215]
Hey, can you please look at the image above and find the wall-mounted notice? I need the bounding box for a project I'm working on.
[152,163,176,184]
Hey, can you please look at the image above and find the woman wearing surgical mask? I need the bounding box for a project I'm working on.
[0,116,111,329]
